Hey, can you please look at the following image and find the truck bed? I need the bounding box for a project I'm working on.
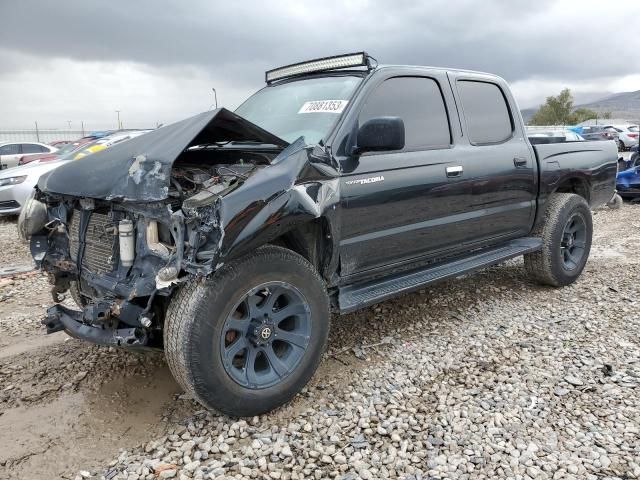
[532,140,618,208]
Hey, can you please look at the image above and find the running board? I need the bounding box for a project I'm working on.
[338,237,542,314]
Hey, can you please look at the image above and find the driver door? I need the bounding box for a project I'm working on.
[339,74,469,277]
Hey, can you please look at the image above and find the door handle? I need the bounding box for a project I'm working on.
[514,157,528,168]
[446,165,463,178]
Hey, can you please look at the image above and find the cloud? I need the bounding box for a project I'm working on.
[0,0,638,127]
[0,50,253,129]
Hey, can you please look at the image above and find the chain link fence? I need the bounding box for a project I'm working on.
[0,129,91,143]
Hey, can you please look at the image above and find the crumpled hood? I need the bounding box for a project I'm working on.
[38,108,288,202]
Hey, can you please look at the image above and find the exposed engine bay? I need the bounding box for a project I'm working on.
[30,159,266,349]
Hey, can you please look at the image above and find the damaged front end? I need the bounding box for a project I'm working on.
[23,108,340,349]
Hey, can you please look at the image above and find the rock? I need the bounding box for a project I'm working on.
[334,454,347,464]
[554,387,569,396]
[564,375,584,386]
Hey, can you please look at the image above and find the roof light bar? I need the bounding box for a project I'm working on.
[265,52,370,84]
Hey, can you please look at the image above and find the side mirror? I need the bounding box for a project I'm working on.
[354,117,405,154]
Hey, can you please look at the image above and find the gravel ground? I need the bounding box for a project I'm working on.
[0,204,638,480]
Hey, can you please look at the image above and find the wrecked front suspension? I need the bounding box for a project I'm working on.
[43,304,151,349]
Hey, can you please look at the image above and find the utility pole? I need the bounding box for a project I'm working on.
[35,121,40,142]
[67,120,72,129]
[81,121,85,137]
[115,110,121,129]
[210,87,218,110]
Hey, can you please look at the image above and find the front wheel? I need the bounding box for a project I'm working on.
[525,193,593,287]
[164,246,330,416]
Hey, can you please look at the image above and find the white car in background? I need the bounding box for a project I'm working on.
[526,129,585,142]
[0,142,58,170]
[602,124,639,151]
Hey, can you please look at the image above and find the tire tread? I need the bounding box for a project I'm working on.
[524,193,591,287]
[164,245,330,415]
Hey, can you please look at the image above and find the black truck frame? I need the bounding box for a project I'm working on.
[20,52,617,416]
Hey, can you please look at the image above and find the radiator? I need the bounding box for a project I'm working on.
[68,210,118,274]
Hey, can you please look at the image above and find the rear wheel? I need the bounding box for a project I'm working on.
[607,193,623,210]
[618,140,626,152]
[164,246,330,416]
[525,193,592,287]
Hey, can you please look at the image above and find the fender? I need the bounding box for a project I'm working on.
[532,141,617,231]
[214,138,342,278]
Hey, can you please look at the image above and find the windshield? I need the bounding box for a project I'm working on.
[629,126,638,132]
[235,76,362,145]
[59,139,100,160]
[55,141,86,156]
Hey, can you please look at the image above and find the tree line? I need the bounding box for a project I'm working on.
[528,88,611,125]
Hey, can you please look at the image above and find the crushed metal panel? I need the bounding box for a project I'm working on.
[37,108,289,202]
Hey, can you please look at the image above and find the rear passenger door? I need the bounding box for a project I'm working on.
[449,73,537,245]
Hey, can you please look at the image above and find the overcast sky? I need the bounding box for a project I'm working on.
[1,0,638,130]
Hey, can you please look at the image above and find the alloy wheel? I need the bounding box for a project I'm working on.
[220,282,311,389]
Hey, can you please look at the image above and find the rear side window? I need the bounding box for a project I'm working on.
[458,80,513,144]
[359,76,451,150]
[21,143,47,154]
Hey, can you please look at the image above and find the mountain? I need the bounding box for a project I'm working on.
[521,90,640,123]
[579,90,640,121]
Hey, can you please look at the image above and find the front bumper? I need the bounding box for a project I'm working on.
[0,178,35,215]
[43,304,155,350]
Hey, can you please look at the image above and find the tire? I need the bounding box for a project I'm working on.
[164,245,330,416]
[606,193,623,210]
[524,193,593,287]
[618,140,626,152]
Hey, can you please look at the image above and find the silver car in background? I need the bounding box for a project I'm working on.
[0,130,151,215]
[0,160,64,214]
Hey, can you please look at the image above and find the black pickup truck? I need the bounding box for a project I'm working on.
[19,53,617,416]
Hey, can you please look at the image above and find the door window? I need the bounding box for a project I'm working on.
[0,144,20,155]
[359,76,451,150]
[457,80,513,144]
[21,143,47,154]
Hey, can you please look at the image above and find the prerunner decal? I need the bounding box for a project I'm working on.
[298,100,348,114]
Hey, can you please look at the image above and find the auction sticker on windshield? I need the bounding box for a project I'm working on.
[298,100,348,114]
